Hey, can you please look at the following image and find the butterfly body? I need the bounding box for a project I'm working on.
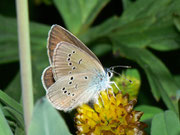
[42,25,113,112]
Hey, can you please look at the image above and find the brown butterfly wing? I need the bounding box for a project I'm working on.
[52,42,104,81]
[46,72,97,111]
[41,66,55,90]
[47,25,101,65]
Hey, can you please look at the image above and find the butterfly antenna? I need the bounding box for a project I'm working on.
[110,65,131,70]
[112,70,133,84]
[110,66,133,84]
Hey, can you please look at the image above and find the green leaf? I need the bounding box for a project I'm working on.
[148,39,180,51]
[174,75,180,88]
[91,43,111,57]
[109,21,180,49]
[0,90,23,114]
[173,13,180,32]
[0,15,50,101]
[5,72,21,101]
[122,0,133,10]
[53,0,110,34]
[178,99,180,120]
[81,0,180,51]
[113,0,180,50]
[3,107,24,129]
[0,15,18,64]
[1,106,23,128]
[15,126,25,135]
[80,16,121,44]
[0,15,49,64]
[151,110,180,135]
[135,105,163,121]
[28,98,71,135]
[120,0,180,24]
[112,45,179,113]
[0,107,13,135]
[123,69,141,80]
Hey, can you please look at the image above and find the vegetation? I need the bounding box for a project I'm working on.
[0,0,180,134]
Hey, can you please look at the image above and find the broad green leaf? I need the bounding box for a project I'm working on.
[112,44,179,113]
[122,0,133,10]
[15,126,25,135]
[135,105,163,121]
[4,106,24,129]
[174,75,180,88]
[83,16,180,51]
[151,110,180,135]
[148,39,180,51]
[80,16,121,44]
[91,43,111,57]
[174,13,180,32]
[7,120,17,128]
[178,99,180,119]
[0,107,13,135]
[5,70,45,102]
[53,0,110,34]
[5,72,21,101]
[0,15,49,64]
[118,0,180,50]
[0,15,50,101]
[109,22,180,49]
[120,0,180,24]
[2,106,20,123]
[0,15,18,64]
[120,0,156,22]
[81,0,180,51]
[28,98,71,135]
[0,90,23,114]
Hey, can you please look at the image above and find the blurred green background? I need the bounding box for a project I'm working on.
[0,0,180,134]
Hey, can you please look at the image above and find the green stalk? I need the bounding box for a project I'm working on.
[16,0,34,133]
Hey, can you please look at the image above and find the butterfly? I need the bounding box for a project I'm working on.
[41,25,117,112]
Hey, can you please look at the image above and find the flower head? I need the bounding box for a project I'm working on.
[75,90,147,135]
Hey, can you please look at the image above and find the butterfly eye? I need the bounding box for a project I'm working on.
[108,72,113,78]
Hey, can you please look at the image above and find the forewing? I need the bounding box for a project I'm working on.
[46,73,97,111]
[52,42,104,81]
[47,25,101,64]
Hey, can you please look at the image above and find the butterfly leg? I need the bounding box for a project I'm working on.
[105,88,111,99]
[108,85,116,98]
[97,91,105,105]
[109,81,120,91]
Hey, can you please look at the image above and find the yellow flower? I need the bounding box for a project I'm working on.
[75,90,147,135]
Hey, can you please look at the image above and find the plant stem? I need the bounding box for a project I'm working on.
[16,0,34,134]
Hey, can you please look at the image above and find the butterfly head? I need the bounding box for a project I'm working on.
[106,68,113,79]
